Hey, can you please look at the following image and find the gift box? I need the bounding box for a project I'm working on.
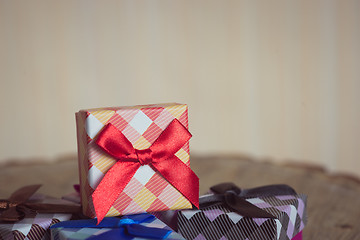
[0,185,81,240]
[50,213,185,240]
[177,183,307,240]
[153,211,303,240]
[153,213,303,240]
[75,103,199,223]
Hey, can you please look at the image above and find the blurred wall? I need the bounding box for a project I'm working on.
[0,0,359,176]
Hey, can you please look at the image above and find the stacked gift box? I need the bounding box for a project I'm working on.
[0,185,81,240]
[0,103,307,240]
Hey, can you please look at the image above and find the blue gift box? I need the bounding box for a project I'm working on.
[50,213,184,240]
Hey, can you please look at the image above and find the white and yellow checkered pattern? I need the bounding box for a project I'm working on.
[75,103,192,218]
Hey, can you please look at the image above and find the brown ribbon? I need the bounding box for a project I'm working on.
[199,182,297,219]
[0,185,82,222]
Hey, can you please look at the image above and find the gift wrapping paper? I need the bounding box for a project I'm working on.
[0,194,76,240]
[178,194,307,240]
[50,213,185,240]
[75,103,198,220]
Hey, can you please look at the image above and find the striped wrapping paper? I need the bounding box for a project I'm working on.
[0,194,76,240]
[75,103,194,219]
[177,194,307,240]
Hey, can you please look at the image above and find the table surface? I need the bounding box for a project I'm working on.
[1,155,360,240]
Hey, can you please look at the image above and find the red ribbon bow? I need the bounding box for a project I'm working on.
[92,119,199,223]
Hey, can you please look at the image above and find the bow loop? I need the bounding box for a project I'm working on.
[95,123,135,160]
[9,185,42,203]
[210,182,241,195]
[0,200,11,210]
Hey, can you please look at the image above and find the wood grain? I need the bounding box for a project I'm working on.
[1,155,359,239]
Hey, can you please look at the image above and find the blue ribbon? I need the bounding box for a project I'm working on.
[51,213,172,240]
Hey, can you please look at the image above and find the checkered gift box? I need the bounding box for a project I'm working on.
[0,193,77,240]
[50,213,185,240]
[178,194,307,240]
[75,103,199,221]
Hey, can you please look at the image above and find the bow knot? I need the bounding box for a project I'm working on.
[1,199,28,211]
[0,200,12,210]
[135,148,152,165]
[116,218,137,226]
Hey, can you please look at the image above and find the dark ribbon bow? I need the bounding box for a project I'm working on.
[199,182,297,218]
[51,213,172,240]
[0,185,82,222]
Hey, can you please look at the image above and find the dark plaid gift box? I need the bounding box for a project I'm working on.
[0,185,81,240]
[177,183,307,240]
[0,213,73,240]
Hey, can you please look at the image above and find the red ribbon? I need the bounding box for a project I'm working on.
[92,119,199,223]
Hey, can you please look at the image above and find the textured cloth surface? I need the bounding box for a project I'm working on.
[1,155,360,239]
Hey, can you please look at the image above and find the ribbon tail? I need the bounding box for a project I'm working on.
[0,206,26,222]
[150,119,199,208]
[153,156,199,208]
[51,217,122,229]
[126,224,172,239]
[24,202,81,214]
[151,119,192,160]
[199,194,225,209]
[92,161,140,224]
[75,225,171,240]
[125,213,155,223]
[87,228,131,240]
[239,184,297,198]
[225,192,276,218]
[150,210,179,231]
